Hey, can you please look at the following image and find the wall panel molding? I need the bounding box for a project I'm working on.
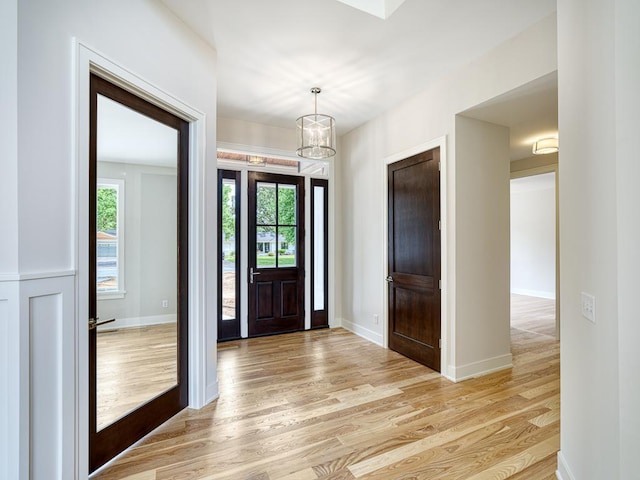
[0,275,76,480]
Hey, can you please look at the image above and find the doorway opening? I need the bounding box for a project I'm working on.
[510,171,558,339]
[216,150,330,340]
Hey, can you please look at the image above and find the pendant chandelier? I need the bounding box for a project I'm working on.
[296,87,336,160]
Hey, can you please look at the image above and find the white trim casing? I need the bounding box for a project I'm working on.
[381,136,450,379]
[556,451,576,480]
[74,40,212,479]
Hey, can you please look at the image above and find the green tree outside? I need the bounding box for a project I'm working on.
[221,183,236,242]
[97,187,117,232]
[256,184,296,245]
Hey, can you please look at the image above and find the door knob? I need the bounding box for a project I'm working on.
[386,275,393,282]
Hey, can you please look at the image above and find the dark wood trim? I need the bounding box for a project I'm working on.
[310,178,329,329]
[89,73,189,472]
[217,169,241,341]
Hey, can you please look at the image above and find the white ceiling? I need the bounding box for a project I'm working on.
[160,0,557,141]
[97,95,178,167]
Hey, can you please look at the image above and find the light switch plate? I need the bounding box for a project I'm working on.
[581,292,595,323]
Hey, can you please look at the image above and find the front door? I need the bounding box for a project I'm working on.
[387,148,441,371]
[248,172,305,336]
[89,74,189,472]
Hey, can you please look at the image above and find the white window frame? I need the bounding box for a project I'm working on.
[97,177,126,299]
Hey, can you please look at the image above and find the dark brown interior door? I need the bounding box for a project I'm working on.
[387,148,441,371]
[89,74,189,472]
[248,172,305,336]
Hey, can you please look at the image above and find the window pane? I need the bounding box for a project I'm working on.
[256,182,276,225]
[278,184,297,225]
[221,178,237,320]
[278,227,296,267]
[313,186,325,310]
[97,184,119,292]
[256,226,276,268]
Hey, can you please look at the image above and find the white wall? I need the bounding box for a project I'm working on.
[97,162,178,325]
[2,1,218,479]
[0,2,19,475]
[557,0,640,478]
[615,0,640,476]
[454,116,512,378]
[218,116,297,152]
[338,14,557,380]
[510,173,556,299]
[0,0,19,276]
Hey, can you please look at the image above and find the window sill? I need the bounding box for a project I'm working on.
[98,290,126,300]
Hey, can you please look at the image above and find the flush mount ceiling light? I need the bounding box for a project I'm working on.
[532,137,559,155]
[296,87,336,160]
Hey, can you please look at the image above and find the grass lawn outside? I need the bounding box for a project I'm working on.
[257,254,295,267]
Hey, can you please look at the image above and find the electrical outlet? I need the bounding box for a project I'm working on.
[581,292,595,323]
[373,314,379,325]
[162,300,169,308]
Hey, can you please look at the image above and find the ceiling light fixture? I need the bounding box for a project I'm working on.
[532,137,559,155]
[246,154,266,166]
[296,87,336,160]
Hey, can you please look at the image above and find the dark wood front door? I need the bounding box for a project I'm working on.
[248,172,305,336]
[89,74,189,472]
[387,148,441,371]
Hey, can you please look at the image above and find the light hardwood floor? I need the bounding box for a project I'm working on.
[510,294,556,338]
[93,298,558,479]
[97,323,178,429]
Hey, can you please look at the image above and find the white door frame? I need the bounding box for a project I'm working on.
[382,136,452,380]
[73,40,211,478]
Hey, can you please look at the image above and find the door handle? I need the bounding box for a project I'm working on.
[250,267,261,284]
[386,275,393,283]
[88,317,116,331]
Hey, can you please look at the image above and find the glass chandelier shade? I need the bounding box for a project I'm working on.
[296,88,336,160]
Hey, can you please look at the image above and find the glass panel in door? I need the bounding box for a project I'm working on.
[89,73,188,472]
[311,179,329,328]
[218,170,241,341]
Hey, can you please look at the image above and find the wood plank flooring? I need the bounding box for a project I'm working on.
[92,298,558,479]
[511,294,556,338]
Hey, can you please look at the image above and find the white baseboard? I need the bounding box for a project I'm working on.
[205,379,219,406]
[556,451,576,480]
[448,353,513,382]
[340,317,384,347]
[511,288,555,300]
[98,313,177,331]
